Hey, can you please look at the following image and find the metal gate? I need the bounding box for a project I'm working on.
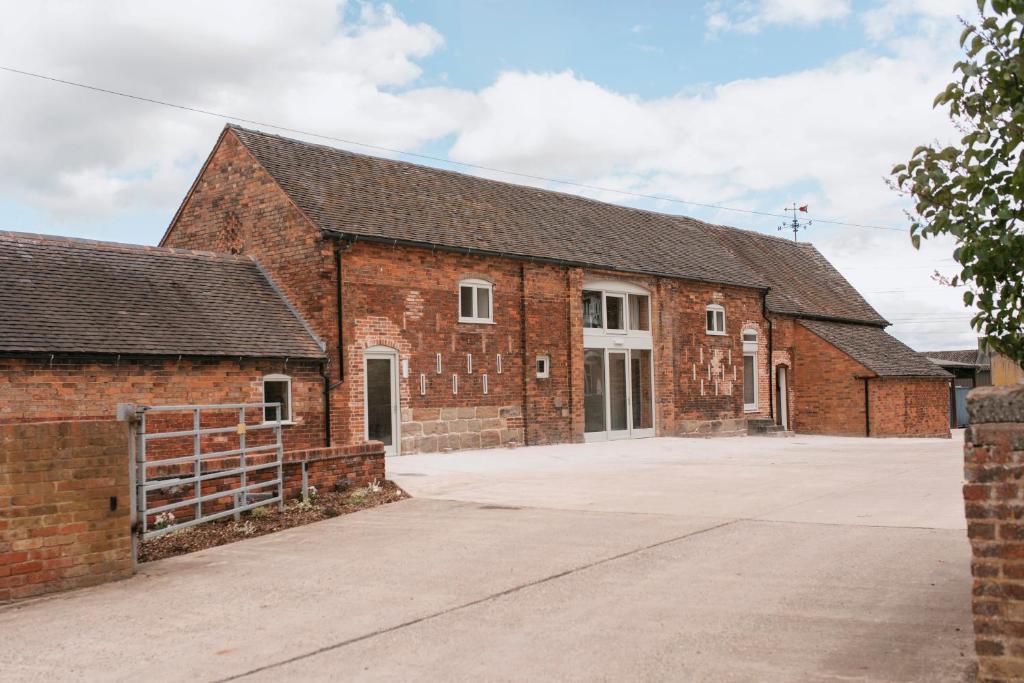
[132,403,285,540]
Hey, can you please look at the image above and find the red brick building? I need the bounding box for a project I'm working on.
[1,125,952,453]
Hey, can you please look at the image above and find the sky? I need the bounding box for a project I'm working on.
[0,0,981,351]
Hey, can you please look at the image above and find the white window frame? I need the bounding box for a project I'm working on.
[582,281,652,338]
[604,293,627,334]
[536,355,550,379]
[459,279,494,324]
[262,374,293,424]
[706,304,726,336]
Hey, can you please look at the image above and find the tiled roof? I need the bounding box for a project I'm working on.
[705,226,888,325]
[800,319,951,378]
[0,231,325,358]
[230,125,886,325]
[229,126,767,290]
[921,349,987,367]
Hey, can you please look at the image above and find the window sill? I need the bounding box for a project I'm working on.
[458,318,495,325]
[262,420,296,426]
[743,407,759,413]
[706,330,727,336]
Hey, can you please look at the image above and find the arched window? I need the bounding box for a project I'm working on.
[705,304,726,335]
[459,278,493,323]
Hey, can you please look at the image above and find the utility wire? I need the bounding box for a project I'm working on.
[0,64,909,233]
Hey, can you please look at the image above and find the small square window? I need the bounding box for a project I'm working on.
[536,355,550,379]
[263,375,291,422]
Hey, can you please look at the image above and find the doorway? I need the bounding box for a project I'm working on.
[364,348,400,456]
[776,365,788,429]
[584,348,654,441]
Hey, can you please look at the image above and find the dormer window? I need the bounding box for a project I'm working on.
[459,279,493,324]
[706,305,726,335]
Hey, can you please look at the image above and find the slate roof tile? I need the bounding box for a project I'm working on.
[230,125,886,326]
[800,319,951,378]
[0,231,325,358]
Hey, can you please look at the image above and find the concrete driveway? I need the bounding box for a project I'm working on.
[1,435,973,682]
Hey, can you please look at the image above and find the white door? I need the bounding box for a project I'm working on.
[607,350,631,440]
[364,350,400,456]
[777,366,788,429]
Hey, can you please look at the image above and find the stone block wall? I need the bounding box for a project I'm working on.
[964,383,1024,681]
[1,420,133,603]
[401,405,524,454]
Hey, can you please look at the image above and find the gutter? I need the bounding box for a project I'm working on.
[519,263,530,447]
[334,239,354,382]
[863,377,871,437]
[320,358,332,447]
[762,289,774,423]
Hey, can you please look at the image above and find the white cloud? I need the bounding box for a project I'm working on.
[0,0,465,220]
[862,0,976,40]
[706,0,852,35]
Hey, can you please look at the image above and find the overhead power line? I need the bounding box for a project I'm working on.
[0,64,909,233]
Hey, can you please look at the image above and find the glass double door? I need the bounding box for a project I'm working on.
[583,348,654,440]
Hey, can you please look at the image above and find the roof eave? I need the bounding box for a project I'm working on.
[0,349,327,361]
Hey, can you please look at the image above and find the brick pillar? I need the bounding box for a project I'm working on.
[965,383,1024,681]
[1,420,133,603]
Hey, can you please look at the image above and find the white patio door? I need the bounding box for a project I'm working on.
[607,350,630,440]
[364,348,400,456]
[584,348,654,441]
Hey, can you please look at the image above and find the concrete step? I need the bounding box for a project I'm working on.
[746,419,794,437]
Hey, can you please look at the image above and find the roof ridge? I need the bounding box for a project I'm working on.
[0,230,251,263]
[705,220,814,247]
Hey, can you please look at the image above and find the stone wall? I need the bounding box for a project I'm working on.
[1,420,133,603]
[402,406,524,453]
[964,383,1024,681]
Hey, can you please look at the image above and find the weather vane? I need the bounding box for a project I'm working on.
[779,203,812,241]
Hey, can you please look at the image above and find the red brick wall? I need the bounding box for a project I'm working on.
[338,242,779,450]
[869,378,950,438]
[161,129,343,438]
[0,356,327,453]
[792,323,872,435]
[964,384,1024,681]
[792,324,950,438]
[1,420,132,603]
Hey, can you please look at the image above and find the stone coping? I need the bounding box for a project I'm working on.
[968,384,1024,424]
